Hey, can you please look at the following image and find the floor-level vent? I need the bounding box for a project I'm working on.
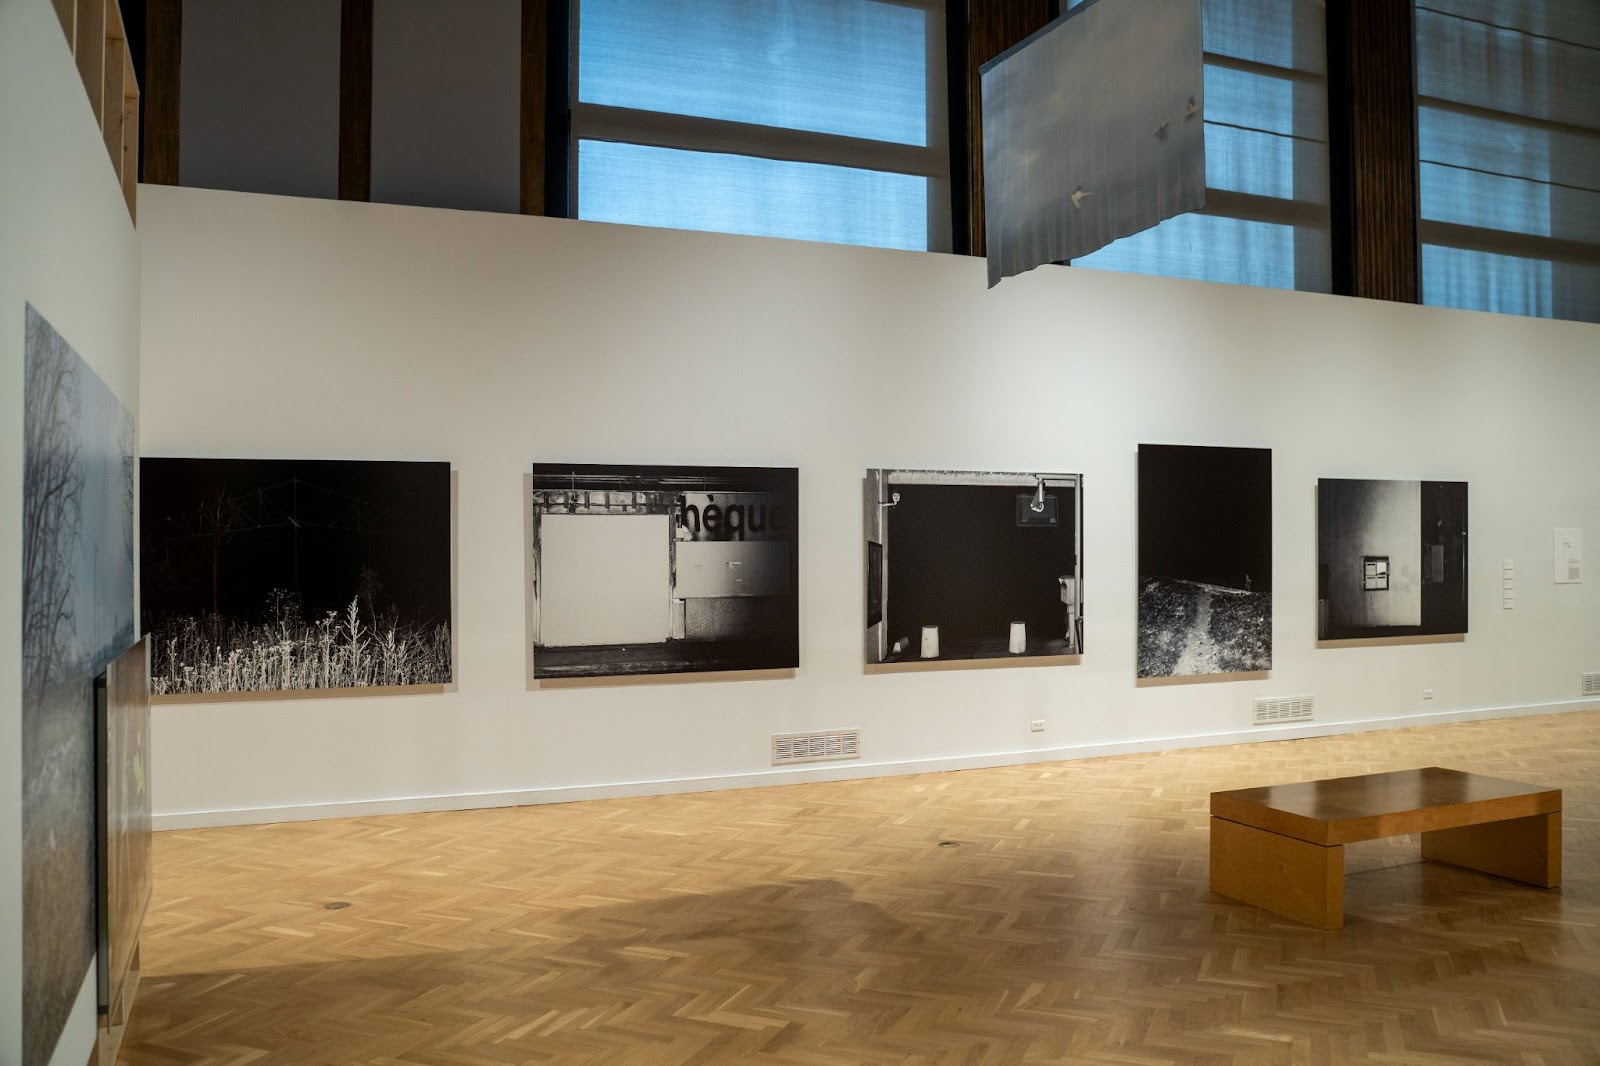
[1253,696,1314,726]
[773,729,860,765]
[1584,672,1600,697]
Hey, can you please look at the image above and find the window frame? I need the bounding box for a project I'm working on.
[1413,1,1600,322]
[562,0,954,253]
[1059,0,1335,294]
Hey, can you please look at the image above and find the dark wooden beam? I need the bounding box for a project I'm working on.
[944,0,971,255]
[520,0,547,214]
[339,0,373,201]
[964,0,1053,257]
[140,0,181,184]
[1328,0,1419,302]
[543,0,570,217]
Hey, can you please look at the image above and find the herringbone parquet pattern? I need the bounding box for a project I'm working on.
[120,712,1600,1065]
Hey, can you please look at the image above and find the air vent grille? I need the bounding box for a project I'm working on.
[1584,672,1600,697]
[773,729,861,765]
[1253,696,1314,726]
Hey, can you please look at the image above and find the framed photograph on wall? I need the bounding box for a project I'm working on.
[95,637,151,1033]
[22,305,136,1066]
[530,463,799,680]
[1137,444,1271,679]
[864,469,1083,666]
[1317,479,1468,640]
[140,458,454,697]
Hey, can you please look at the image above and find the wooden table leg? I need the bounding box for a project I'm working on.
[1421,812,1561,887]
[1210,817,1344,929]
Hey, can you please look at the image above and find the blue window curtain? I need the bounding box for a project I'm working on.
[571,0,950,253]
[1416,1,1600,323]
[1066,0,1331,293]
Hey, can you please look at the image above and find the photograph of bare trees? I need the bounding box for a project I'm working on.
[1137,444,1272,679]
[22,304,136,1066]
[140,458,452,696]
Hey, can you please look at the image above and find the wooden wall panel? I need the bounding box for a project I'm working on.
[142,0,181,185]
[123,59,141,218]
[77,0,107,126]
[963,0,1053,257]
[1328,0,1419,302]
[520,0,547,215]
[103,2,126,166]
[52,0,76,48]
[339,0,374,201]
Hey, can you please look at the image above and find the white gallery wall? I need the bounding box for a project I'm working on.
[138,184,1600,829]
[1,2,142,1062]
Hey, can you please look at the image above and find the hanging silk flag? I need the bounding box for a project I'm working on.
[981,0,1206,287]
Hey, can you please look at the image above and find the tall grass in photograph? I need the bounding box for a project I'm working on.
[141,457,452,697]
[150,593,452,694]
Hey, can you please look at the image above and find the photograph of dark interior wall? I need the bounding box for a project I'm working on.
[23,305,136,1066]
[140,458,453,695]
[531,463,799,679]
[97,637,152,1024]
[865,470,1083,664]
[1317,479,1468,640]
[1138,444,1271,678]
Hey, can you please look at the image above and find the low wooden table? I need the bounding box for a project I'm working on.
[1210,767,1561,929]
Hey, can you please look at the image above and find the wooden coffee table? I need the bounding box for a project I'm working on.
[1210,767,1561,929]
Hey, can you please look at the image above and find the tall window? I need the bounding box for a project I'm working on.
[570,0,950,252]
[1066,0,1331,293]
[1415,1,1600,323]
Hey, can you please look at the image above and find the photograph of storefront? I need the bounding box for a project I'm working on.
[531,463,799,679]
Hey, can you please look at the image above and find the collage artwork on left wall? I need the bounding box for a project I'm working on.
[140,458,454,696]
[22,305,136,1066]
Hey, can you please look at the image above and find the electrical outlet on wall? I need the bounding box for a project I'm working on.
[1030,719,1046,733]
[1422,689,1435,700]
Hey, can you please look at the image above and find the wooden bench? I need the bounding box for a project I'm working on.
[1210,766,1561,929]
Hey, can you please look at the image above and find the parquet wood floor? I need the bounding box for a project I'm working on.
[119,712,1600,1065]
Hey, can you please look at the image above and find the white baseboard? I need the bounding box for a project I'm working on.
[152,698,1598,831]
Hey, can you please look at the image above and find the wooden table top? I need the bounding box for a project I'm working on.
[1211,766,1561,845]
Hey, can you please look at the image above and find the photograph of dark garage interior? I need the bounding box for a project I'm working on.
[4,0,1598,1064]
[865,469,1084,665]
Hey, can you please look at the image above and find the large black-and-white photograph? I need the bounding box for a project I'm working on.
[140,458,453,695]
[1138,444,1271,679]
[1317,478,1468,640]
[865,469,1083,665]
[23,304,136,1066]
[531,463,799,679]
